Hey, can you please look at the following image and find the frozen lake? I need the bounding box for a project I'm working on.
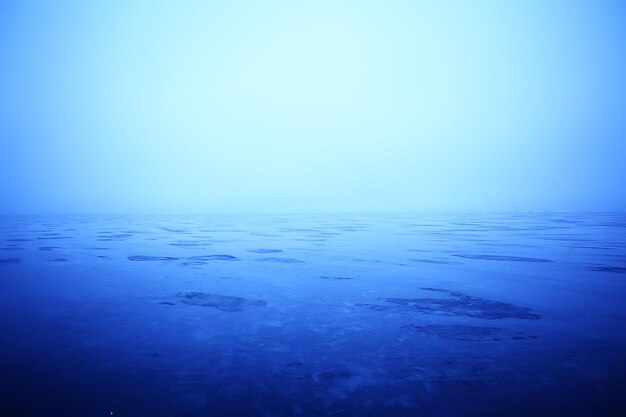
[1,212,625,416]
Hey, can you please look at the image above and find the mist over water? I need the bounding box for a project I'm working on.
[1,1,626,416]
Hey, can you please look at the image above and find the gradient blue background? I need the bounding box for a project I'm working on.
[1,0,625,214]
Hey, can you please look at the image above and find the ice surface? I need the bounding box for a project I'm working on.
[0,212,625,416]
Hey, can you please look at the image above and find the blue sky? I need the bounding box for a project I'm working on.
[1,0,625,213]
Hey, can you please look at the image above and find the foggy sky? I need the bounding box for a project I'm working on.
[1,0,625,214]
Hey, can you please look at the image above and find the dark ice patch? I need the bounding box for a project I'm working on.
[409,258,462,265]
[112,233,132,238]
[99,233,132,240]
[0,257,20,265]
[248,249,283,254]
[255,257,304,263]
[178,292,266,312]
[187,255,239,261]
[279,227,321,233]
[181,261,207,267]
[359,288,541,320]
[542,235,591,242]
[453,254,552,263]
[353,258,383,263]
[170,242,208,247]
[588,266,626,274]
[159,227,189,233]
[420,287,449,293]
[316,370,353,380]
[320,276,354,280]
[128,255,179,261]
[511,334,538,340]
[402,324,502,341]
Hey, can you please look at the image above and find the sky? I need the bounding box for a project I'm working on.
[0,0,625,214]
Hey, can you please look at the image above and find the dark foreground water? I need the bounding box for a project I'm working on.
[1,212,625,417]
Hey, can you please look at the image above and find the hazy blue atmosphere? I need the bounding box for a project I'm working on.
[1,0,625,213]
[2,2,626,417]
